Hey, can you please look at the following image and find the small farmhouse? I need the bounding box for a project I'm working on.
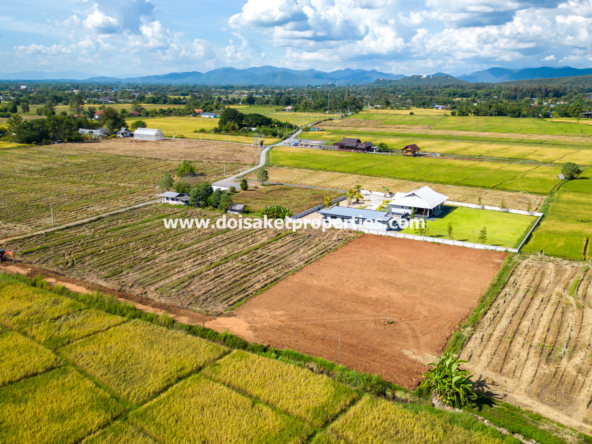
[227,204,245,214]
[387,186,448,217]
[202,112,218,118]
[333,138,377,152]
[582,112,592,119]
[401,144,421,156]
[134,128,165,141]
[161,192,190,206]
[319,207,394,231]
[283,106,293,112]
[116,127,134,138]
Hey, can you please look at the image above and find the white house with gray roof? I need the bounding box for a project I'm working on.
[161,191,190,206]
[387,186,448,218]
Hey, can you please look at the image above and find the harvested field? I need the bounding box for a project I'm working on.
[0,146,243,238]
[236,185,343,214]
[5,205,360,311]
[207,235,507,389]
[461,257,592,433]
[245,166,544,211]
[66,137,260,164]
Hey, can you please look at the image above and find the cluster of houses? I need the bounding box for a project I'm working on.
[319,186,449,232]
[193,109,219,118]
[78,127,165,140]
[332,138,421,156]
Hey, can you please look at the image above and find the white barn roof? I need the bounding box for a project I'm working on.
[388,186,448,210]
[134,128,165,140]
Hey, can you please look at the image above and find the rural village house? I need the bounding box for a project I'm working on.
[401,144,421,156]
[387,186,448,217]
[116,127,134,138]
[333,138,377,152]
[161,191,190,206]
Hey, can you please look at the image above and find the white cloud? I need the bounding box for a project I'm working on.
[14,43,72,55]
[542,54,556,61]
[56,15,81,27]
[83,8,119,34]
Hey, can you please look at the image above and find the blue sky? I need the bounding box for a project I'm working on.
[2,0,592,77]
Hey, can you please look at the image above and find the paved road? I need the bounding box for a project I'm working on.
[212,130,303,189]
[0,200,158,244]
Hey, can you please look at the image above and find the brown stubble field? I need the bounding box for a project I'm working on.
[207,235,507,389]
[461,256,592,433]
[66,138,260,164]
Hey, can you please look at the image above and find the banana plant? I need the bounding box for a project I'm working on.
[420,352,477,408]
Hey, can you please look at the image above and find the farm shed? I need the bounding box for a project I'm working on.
[402,144,421,156]
[333,138,377,152]
[161,191,190,206]
[582,112,592,118]
[202,113,218,118]
[319,207,394,231]
[134,128,165,141]
[78,127,109,138]
[387,186,448,218]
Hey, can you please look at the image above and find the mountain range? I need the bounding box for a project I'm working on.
[2,65,592,86]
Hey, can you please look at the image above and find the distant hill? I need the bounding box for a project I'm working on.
[373,75,467,86]
[501,74,592,88]
[83,67,405,86]
[459,66,592,83]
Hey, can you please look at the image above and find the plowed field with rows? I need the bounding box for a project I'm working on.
[461,257,592,432]
[0,147,243,239]
[5,205,359,311]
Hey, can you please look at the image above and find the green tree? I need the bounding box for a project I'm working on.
[477,195,482,207]
[218,192,234,211]
[324,196,333,207]
[447,223,453,240]
[208,189,223,208]
[257,167,269,184]
[500,199,507,211]
[43,100,55,116]
[562,162,582,180]
[420,352,477,408]
[381,186,390,195]
[177,160,197,177]
[262,205,292,219]
[159,173,174,191]
[20,102,30,114]
[174,181,191,194]
[6,114,24,137]
[97,107,126,130]
[240,178,249,191]
[527,200,532,213]
[478,227,487,244]
[46,115,78,141]
[189,182,213,207]
[85,106,97,120]
[130,120,147,131]
[69,94,85,115]
[218,107,244,131]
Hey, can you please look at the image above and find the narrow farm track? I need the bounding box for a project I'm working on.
[0,146,245,238]
[461,257,592,433]
[4,205,360,312]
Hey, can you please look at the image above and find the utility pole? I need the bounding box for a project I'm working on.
[50,204,55,227]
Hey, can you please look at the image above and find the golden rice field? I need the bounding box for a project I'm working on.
[203,351,359,427]
[140,116,281,144]
[0,146,240,238]
[0,273,578,443]
[245,166,545,211]
[60,320,228,405]
[0,328,61,386]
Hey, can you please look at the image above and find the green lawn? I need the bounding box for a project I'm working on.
[401,206,538,249]
[271,147,562,194]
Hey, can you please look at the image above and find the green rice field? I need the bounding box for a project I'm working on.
[0,272,530,444]
[271,147,562,194]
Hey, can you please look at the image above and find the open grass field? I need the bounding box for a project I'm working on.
[348,110,592,136]
[140,116,281,145]
[203,350,359,427]
[207,235,507,389]
[0,146,242,238]
[523,171,592,260]
[270,146,562,194]
[4,205,360,311]
[461,257,592,433]
[0,271,585,443]
[245,167,545,211]
[400,206,538,249]
[65,137,260,164]
[60,320,228,404]
[300,129,592,165]
[0,142,32,149]
[236,185,343,214]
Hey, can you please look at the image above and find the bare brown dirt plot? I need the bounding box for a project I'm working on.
[461,257,592,433]
[207,235,507,389]
[66,138,259,164]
